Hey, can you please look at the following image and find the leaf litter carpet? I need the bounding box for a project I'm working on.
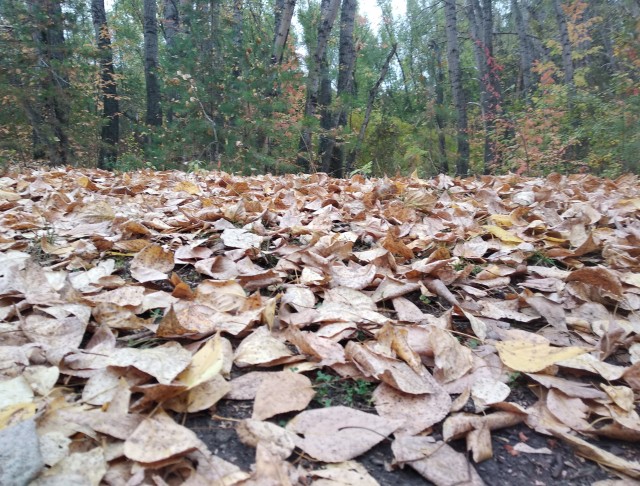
[0,168,639,485]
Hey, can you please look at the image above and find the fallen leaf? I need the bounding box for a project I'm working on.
[286,406,400,462]
[130,244,174,282]
[392,436,485,486]
[252,371,315,420]
[124,409,203,463]
[495,340,587,373]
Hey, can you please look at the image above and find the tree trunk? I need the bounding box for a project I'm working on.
[272,0,296,64]
[143,0,162,127]
[163,0,179,124]
[443,0,469,176]
[467,0,502,174]
[430,40,448,173]
[511,0,534,98]
[232,0,243,76]
[346,44,396,174]
[91,0,120,169]
[552,0,574,88]
[297,0,341,172]
[320,0,357,177]
[28,0,70,164]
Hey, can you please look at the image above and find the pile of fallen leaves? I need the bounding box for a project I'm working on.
[1,167,639,485]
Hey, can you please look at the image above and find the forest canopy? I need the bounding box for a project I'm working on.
[0,0,638,177]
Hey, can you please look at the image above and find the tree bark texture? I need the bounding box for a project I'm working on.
[163,0,179,124]
[443,0,469,176]
[297,0,341,171]
[91,0,120,169]
[511,0,534,98]
[467,0,502,173]
[320,0,357,176]
[552,0,574,87]
[28,0,70,164]
[272,0,296,64]
[144,0,162,126]
[428,40,448,173]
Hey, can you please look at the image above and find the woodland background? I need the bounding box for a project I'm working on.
[0,0,638,177]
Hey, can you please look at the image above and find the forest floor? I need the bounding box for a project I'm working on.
[0,167,639,485]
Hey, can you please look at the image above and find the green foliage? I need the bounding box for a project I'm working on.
[527,250,559,268]
[313,371,374,408]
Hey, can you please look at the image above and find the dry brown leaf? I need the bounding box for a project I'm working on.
[130,244,174,282]
[373,382,451,436]
[236,418,296,459]
[345,341,437,395]
[109,342,192,385]
[311,460,380,486]
[566,266,624,300]
[234,326,297,367]
[124,409,203,463]
[392,436,485,486]
[252,371,315,420]
[443,412,526,442]
[286,406,400,462]
[551,430,640,479]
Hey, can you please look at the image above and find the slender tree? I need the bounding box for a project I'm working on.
[467,0,503,173]
[552,0,574,88]
[91,0,120,169]
[320,0,357,176]
[144,0,162,127]
[272,0,296,64]
[163,0,179,124]
[428,39,448,173]
[28,0,70,164]
[444,0,469,176]
[511,0,534,98]
[297,0,341,171]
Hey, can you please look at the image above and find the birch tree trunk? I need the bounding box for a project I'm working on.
[444,0,469,176]
[143,0,162,127]
[297,0,341,171]
[91,0,120,169]
[272,0,296,64]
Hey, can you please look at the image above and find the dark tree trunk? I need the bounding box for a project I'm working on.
[232,0,243,76]
[430,40,448,173]
[511,0,534,98]
[144,0,162,127]
[163,0,179,124]
[297,0,341,171]
[552,0,574,88]
[444,0,469,176]
[467,0,503,174]
[91,0,120,169]
[320,0,357,177]
[28,0,70,164]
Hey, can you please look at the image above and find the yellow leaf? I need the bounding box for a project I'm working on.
[495,340,587,373]
[175,181,201,195]
[178,333,225,389]
[488,214,513,228]
[0,402,37,429]
[483,225,523,244]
